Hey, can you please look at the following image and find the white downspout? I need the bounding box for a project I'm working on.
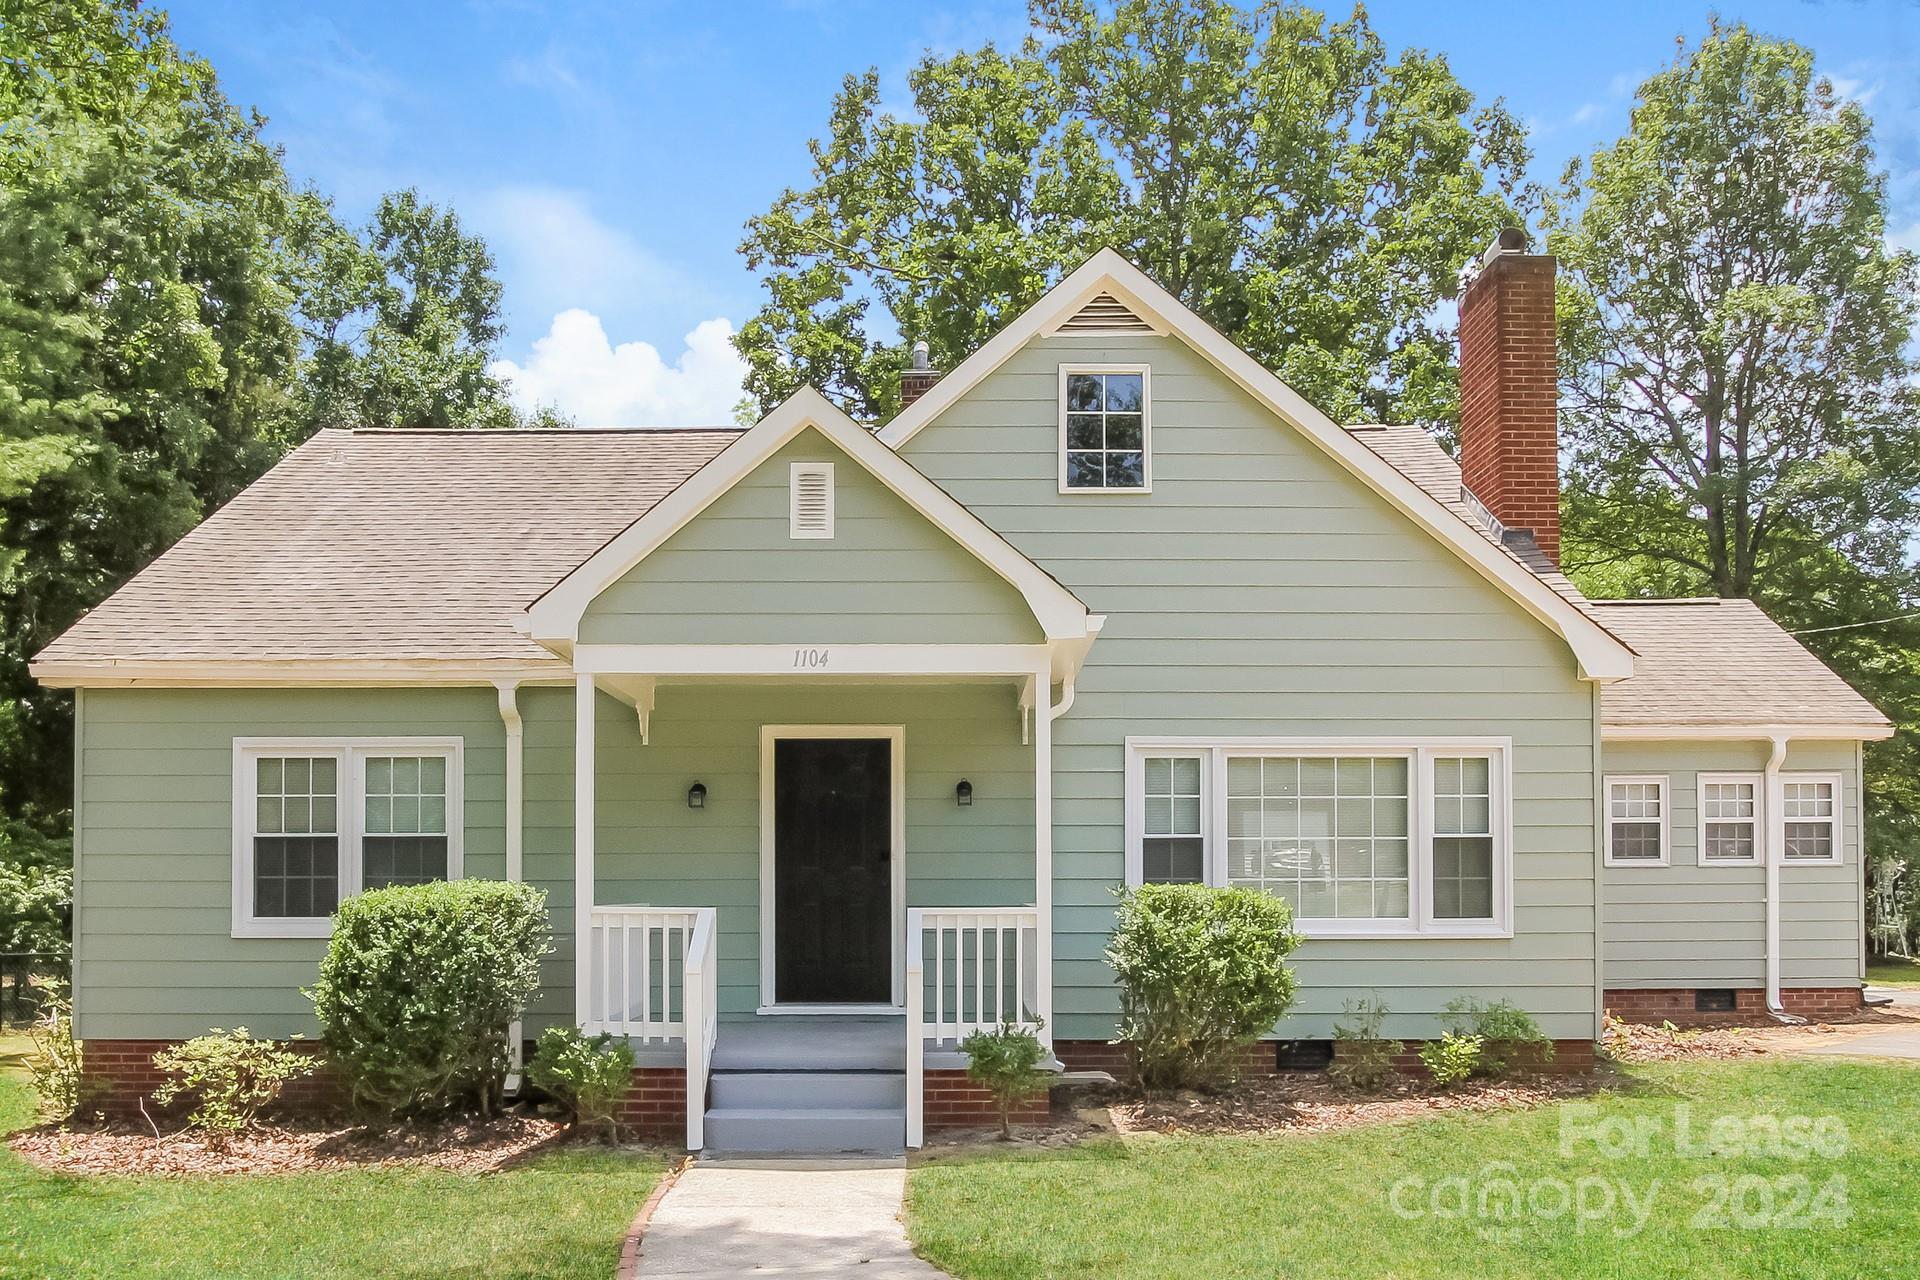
[495,681,526,1076]
[1764,733,1805,1024]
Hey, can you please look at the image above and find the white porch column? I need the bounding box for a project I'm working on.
[574,674,596,1029]
[1033,665,1055,1039]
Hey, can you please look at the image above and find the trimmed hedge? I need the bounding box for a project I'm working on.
[307,879,548,1117]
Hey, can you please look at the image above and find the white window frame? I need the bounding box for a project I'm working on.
[232,737,464,938]
[1696,772,1762,867]
[1058,364,1151,494]
[1779,771,1844,865]
[1603,774,1670,868]
[1123,737,1513,939]
[788,461,834,539]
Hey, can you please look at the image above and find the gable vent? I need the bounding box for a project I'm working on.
[789,462,834,539]
[1057,292,1153,334]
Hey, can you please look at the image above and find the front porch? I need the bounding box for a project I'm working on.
[563,663,1067,1151]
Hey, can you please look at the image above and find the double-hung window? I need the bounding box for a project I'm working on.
[1604,776,1668,866]
[1781,774,1842,863]
[1127,739,1510,937]
[1059,366,1149,491]
[1698,774,1761,865]
[233,738,462,937]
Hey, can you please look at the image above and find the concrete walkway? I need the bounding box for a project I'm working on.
[635,1158,946,1278]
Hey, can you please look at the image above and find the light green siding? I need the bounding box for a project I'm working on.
[902,333,1601,1040]
[77,682,1034,1039]
[1600,740,1864,990]
[577,428,1042,646]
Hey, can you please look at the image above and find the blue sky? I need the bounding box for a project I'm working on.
[165,0,1920,425]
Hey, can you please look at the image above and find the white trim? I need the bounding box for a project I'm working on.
[1696,772,1763,867]
[1779,771,1844,865]
[788,461,834,539]
[574,676,596,1029]
[876,249,1634,682]
[1057,364,1151,494]
[524,386,1093,645]
[34,659,571,689]
[758,725,908,1010]
[1603,722,1893,742]
[754,1003,903,1017]
[1122,736,1514,939]
[1603,774,1670,868]
[572,642,1051,678]
[230,736,464,939]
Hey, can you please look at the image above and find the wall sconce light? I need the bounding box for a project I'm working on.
[956,779,973,807]
[687,782,707,810]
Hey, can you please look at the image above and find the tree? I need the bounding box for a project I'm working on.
[291,188,517,433]
[1548,21,1920,601]
[0,0,301,836]
[1546,22,1920,946]
[737,0,1526,425]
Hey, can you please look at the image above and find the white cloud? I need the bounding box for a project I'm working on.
[490,311,748,427]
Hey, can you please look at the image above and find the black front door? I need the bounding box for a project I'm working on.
[774,737,892,1003]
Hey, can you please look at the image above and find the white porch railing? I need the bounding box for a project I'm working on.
[583,906,705,1041]
[905,907,1048,1148]
[582,904,719,1151]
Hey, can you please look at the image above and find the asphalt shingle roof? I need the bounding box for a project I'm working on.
[34,427,742,668]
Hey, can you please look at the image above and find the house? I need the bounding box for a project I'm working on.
[34,241,1889,1152]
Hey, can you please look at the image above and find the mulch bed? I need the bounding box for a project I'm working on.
[918,1072,1602,1153]
[1601,1003,1920,1064]
[6,1109,643,1177]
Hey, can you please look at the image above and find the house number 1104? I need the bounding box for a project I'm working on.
[792,648,830,668]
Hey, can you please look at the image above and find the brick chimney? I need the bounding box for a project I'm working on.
[1458,227,1560,565]
[900,341,940,409]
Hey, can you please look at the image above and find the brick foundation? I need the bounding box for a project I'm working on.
[923,1068,1050,1131]
[614,1067,688,1142]
[79,1039,339,1117]
[1055,1036,1596,1080]
[1605,987,1865,1026]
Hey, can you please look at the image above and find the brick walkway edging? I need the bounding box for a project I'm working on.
[616,1155,691,1280]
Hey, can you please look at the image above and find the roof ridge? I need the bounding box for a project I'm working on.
[345,426,746,436]
[1588,597,1729,607]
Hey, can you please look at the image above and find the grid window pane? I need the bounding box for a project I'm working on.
[1782,781,1837,861]
[1785,822,1835,861]
[1610,822,1663,861]
[1609,780,1665,863]
[1142,755,1203,884]
[1432,755,1494,919]
[1702,780,1758,862]
[1062,371,1148,489]
[363,754,451,888]
[253,755,341,918]
[1226,756,1409,919]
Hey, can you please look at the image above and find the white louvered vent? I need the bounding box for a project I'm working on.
[1057,292,1153,334]
[789,462,834,539]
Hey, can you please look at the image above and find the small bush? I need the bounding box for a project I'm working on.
[307,879,549,1117]
[959,1020,1050,1140]
[24,997,96,1123]
[1106,883,1301,1091]
[1328,997,1398,1091]
[1444,997,1554,1077]
[1419,1031,1482,1086]
[527,1026,635,1139]
[152,1028,315,1142]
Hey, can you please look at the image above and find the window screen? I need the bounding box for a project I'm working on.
[363,755,451,888]
[1432,756,1494,919]
[1141,755,1204,883]
[253,756,340,918]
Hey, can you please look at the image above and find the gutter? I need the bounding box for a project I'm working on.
[1763,733,1806,1025]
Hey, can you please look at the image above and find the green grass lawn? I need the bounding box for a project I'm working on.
[0,1065,668,1279]
[1866,956,1920,988]
[908,1060,1920,1280]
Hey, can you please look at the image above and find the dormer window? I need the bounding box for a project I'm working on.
[1060,366,1149,492]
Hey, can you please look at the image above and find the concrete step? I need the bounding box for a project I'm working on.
[710,1070,907,1111]
[702,1106,905,1154]
[709,1017,904,1073]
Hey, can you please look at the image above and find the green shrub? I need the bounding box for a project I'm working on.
[1105,883,1301,1091]
[959,1019,1050,1140]
[527,1026,635,1139]
[24,997,96,1123]
[307,879,549,1117]
[1419,1031,1482,1086]
[1444,997,1554,1077]
[0,860,70,964]
[1328,997,1398,1091]
[152,1028,314,1142]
